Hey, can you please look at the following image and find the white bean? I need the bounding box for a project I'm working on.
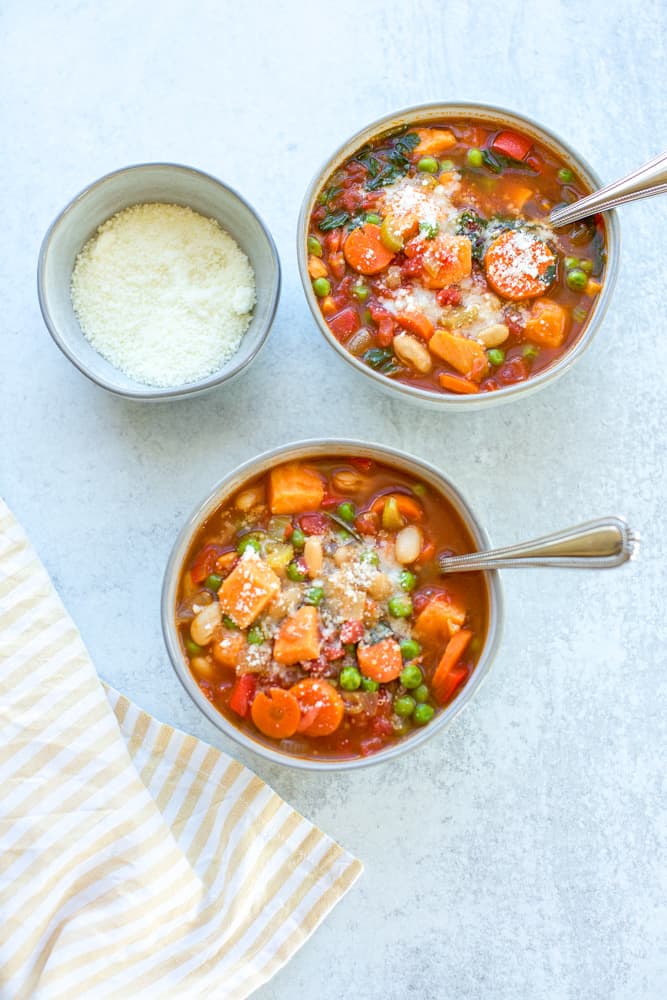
[190,601,222,646]
[478,323,510,348]
[393,332,432,374]
[190,656,215,678]
[304,536,323,578]
[235,487,262,511]
[395,525,423,565]
[332,469,364,493]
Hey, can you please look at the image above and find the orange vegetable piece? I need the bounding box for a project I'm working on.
[484,230,556,300]
[498,179,533,213]
[290,678,344,737]
[308,255,328,279]
[429,330,488,381]
[438,373,480,394]
[419,234,472,289]
[432,629,473,693]
[321,295,336,316]
[413,127,456,159]
[585,279,602,297]
[269,463,324,514]
[218,555,281,629]
[524,299,569,348]
[273,605,321,665]
[370,493,424,521]
[251,688,301,739]
[211,630,245,669]
[357,638,403,683]
[435,665,468,706]
[343,223,396,275]
[396,311,434,342]
[415,596,467,646]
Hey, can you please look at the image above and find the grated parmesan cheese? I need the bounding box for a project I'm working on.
[70,203,256,387]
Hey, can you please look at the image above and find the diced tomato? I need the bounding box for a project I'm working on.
[299,512,330,535]
[360,735,385,756]
[503,308,525,338]
[371,715,394,738]
[321,493,345,509]
[436,286,462,307]
[228,674,257,718]
[325,229,343,254]
[498,357,528,384]
[354,511,379,535]
[434,665,468,705]
[401,256,423,279]
[324,642,345,661]
[349,456,373,471]
[491,130,533,162]
[329,306,360,343]
[340,620,364,644]
[340,187,361,214]
[483,379,500,392]
[306,655,339,679]
[190,544,225,584]
[329,251,346,281]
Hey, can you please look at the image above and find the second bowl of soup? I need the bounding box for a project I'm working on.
[298,103,619,409]
[163,441,504,769]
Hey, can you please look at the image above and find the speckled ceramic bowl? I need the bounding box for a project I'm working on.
[162,439,505,770]
[297,102,620,411]
[37,163,280,400]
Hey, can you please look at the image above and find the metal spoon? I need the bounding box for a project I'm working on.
[550,151,667,228]
[438,516,638,573]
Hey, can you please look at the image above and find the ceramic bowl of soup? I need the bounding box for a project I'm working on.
[297,103,620,409]
[162,440,504,770]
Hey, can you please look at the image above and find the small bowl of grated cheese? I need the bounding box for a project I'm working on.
[38,163,280,399]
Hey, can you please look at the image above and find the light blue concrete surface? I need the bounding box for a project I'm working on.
[1,2,665,997]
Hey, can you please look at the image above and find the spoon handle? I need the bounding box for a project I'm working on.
[549,151,667,227]
[438,516,638,573]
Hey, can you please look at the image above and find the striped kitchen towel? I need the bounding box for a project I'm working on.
[0,498,362,999]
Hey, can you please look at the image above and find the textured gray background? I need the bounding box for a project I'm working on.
[1,1,665,997]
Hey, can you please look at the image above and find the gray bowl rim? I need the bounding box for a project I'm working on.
[297,100,621,410]
[161,438,505,771]
[37,162,281,401]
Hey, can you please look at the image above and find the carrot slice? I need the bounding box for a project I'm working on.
[251,688,301,739]
[343,224,396,275]
[370,493,424,521]
[438,373,480,395]
[434,665,468,705]
[395,311,434,342]
[357,638,403,683]
[432,629,473,692]
[484,230,556,301]
[289,679,344,737]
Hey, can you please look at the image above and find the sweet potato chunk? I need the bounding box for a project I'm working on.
[414,596,466,645]
[269,463,325,514]
[429,330,488,381]
[273,605,321,665]
[524,300,569,348]
[211,631,245,669]
[218,554,281,629]
[413,127,456,159]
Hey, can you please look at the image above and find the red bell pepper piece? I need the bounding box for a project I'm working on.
[354,511,379,536]
[299,512,330,535]
[190,544,225,584]
[491,130,533,162]
[349,456,373,471]
[321,493,345,509]
[228,674,257,717]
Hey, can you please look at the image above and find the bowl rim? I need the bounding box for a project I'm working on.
[296,101,621,409]
[37,161,281,401]
[161,437,506,771]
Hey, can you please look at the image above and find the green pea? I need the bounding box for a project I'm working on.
[360,550,380,567]
[185,637,204,656]
[440,159,455,172]
[205,573,223,592]
[522,344,540,360]
[313,277,331,297]
[412,483,427,496]
[579,258,594,274]
[237,535,261,556]
[290,527,305,551]
[337,528,352,542]
[308,235,323,257]
[565,256,580,271]
[286,560,307,582]
[466,148,483,168]
[337,501,356,523]
[487,348,505,367]
[566,268,588,292]
[360,676,379,692]
[573,306,587,323]
[352,282,369,301]
[339,666,362,691]
[388,595,413,618]
[558,167,574,184]
[222,614,238,630]
[399,569,417,592]
[247,626,264,645]
[305,586,324,607]
[363,308,373,325]
[417,156,439,173]
[400,638,422,660]
[365,212,382,225]
[413,703,435,725]
[414,684,430,703]
[394,694,416,717]
[400,663,423,689]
